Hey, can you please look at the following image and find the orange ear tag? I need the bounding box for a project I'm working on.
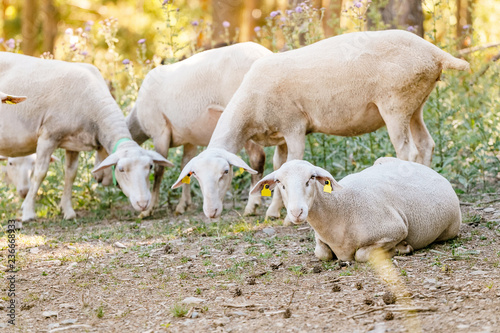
[261,184,272,197]
[181,175,191,184]
[323,180,332,193]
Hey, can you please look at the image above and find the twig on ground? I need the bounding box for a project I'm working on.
[346,306,437,319]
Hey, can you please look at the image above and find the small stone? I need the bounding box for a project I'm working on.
[60,318,77,325]
[233,288,242,297]
[312,265,322,274]
[382,291,396,305]
[384,311,394,321]
[191,311,199,319]
[457,324,470,329]
[48,323,60,329]
[364,298,374,306]
[355,282,363,290]
[247,278,256,285]
[30,247,40,254]
[339,260,351,267]
[332,284,341,292]
[483,208,495,213]
[43,310,58,318]
[114,242,127,249]
[180,297,205,304]
[232,311,247,316]
[283,308,292,319]
[470,270,488,275]
[262,227,276,236]
[67,245,76,250]
[59,303,76,309]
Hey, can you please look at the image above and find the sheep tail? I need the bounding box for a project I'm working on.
[436,49,470,71]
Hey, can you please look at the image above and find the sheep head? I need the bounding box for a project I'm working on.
[172,148,257,219]
[92,145,173,212]
[251,160,342,224]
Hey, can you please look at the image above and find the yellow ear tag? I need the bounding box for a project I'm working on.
[261,184,272,197]
[181,175,191,184]
[323,180,332,193]
[239,167,244,174]
[5,100,15,105]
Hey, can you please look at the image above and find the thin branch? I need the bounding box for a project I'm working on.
[457,42,500,55]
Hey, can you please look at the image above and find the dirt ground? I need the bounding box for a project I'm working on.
[1,199,499,333]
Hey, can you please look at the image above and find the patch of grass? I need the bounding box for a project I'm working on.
[170,303,189,318]
[96,305,105,318]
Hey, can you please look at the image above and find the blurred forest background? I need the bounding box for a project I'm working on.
[0,0,500,219]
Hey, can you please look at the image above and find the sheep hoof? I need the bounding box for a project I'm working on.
[15,221,23,229]
[283,216,293,226]
[175,202,190,215]
[243,203,259,216]
[63,209,76,220]
[138,210,152,219]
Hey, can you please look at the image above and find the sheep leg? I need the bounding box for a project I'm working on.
[383,115,419,163]
[139,131,171,218]
[410,103,435,166]
[243,140,265,216]
[314,232,335,261]
[21,137,58,223]
[60,150,79,219]
[175,143,197,215]
[354,238,404,263]
[265,143,288,220]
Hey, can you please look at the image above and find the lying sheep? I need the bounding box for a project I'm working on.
[0,154,58,198]
[0,52,172,225]
[127,42,272,218]
[251,158,461,262]
[173,29,469,220]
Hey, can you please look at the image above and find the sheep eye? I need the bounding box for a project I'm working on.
[118,166,124,172]
[8,162,13,166]
[224,169,229,175]
[150,164,153,170]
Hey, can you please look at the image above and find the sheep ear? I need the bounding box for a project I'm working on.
[147,150,174,167]
[222,151,258,175]
[0,155,7,161]
[92,153,120,173]
[171,159,194,189]
[250,171,278,195]
[314,166,342,191]
[0,94,27,104]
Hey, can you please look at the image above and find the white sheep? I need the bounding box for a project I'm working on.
[173,30,469,220]
[0,154,58,198]
[0,52,173,226]
[127,42,272,218]
[250,158,462,262]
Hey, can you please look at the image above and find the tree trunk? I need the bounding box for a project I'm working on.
[322,0,343,37]
[368,0,424,37]
[41,0,58,54]
[212,0,244,44]
[22,0,38,55]
[241,0,258,41]
[456,0,475,49]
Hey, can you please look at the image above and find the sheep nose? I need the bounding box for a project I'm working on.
[290,208,303,219]
[18,188,29,199]
[210,209,218,219]
[137,200,149,210]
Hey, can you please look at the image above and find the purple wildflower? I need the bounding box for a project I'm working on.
[286,10,293,15]
[6,38,15,49]
[354,2,362,8]
[138,38,146,44]
[86,20,94,26]
[191,20,199,27]
[222,21,230,28]
[162,0,171,5]
[407,26,416,32]
[254,26,261,32]
[81,51,88,56]
[295,6,303,13]
[0,38,4,44]
[122,59,130,65]
[65,28,73,35]
[463,24,470,30]
[280,17,286,22]
[270,10,281,18]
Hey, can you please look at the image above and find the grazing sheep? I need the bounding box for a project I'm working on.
[127,42,272,218]
[0,52,173,225]
[0,154,58,199]
[250,158,461,262]
[173,29,469,220]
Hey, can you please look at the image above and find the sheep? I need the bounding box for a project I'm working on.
[250,158,461,262]
[126,42,272,218]
[173,29,469,220]
[0,154,58,198]
[0,52,173,226]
